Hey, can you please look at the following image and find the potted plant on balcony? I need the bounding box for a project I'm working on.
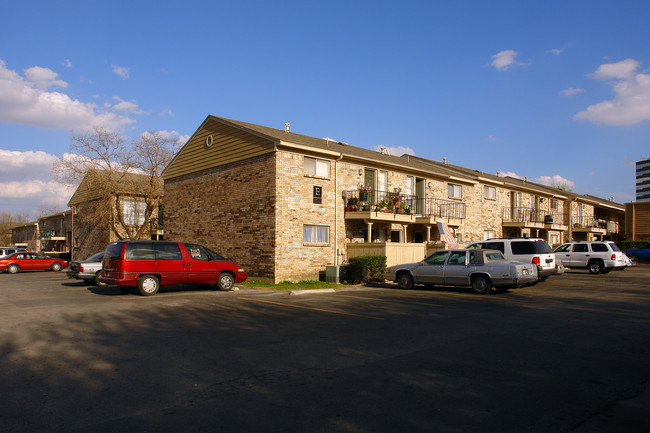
[392,187,403,209]
[346,197,359,212]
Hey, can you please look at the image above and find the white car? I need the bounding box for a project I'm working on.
[466,238,557,281]
[553,241,627,274]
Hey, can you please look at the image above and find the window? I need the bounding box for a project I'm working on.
[484,186,496,200]
[156,243,183,260]
[123,199,146,226]
[379,170,387,192]
[304,157,330,177]
[551,199,559,210]
[591,243,608,252]
[483,230,495,240]
[448,251,467,265]
[406,176,414,197]
[303,225,329,244]
[550,234,559,245]
[448,183,462,198]
[573,244,588,253]
[424,251,449,265]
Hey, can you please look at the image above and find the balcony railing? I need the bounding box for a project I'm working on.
[572,216,619,233]
[502,207,565,225]
[344,189,466,219]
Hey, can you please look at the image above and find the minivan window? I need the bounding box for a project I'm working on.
[156,242,183,260]
[106,242,126,259]
[125,242,155,260]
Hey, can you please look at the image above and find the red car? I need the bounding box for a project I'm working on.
[99,240,248,296]
[0,252,68,274]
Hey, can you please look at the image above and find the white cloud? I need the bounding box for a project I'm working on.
[373,145,415,156]
[574,59,650,125]
[0,58,135,132]
[112,96,144,114]
[548,49,563,55]
[0,149,60,181]
[64,59,72,68]
[490,50,519,71]
[112,65,130,79]
[24,66,68,90]
[0,149,75,215]
[487,135,497,141]
[535,175,575,190]
[560,87,585,97]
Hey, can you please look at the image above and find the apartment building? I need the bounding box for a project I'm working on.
[162,115,625,283]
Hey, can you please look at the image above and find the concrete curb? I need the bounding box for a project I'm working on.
[289,288,336,296]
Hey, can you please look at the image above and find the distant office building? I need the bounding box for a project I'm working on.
[637,158,650,202]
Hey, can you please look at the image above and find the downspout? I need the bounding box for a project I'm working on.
[70,206,74,261]
[334,152,344,265]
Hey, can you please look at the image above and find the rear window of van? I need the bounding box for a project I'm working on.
[106,242,126,259]
[511,241,552,255]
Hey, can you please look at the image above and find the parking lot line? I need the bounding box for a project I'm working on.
[238,297,385,320]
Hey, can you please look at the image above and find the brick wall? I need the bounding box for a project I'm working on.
[164,153,277,280]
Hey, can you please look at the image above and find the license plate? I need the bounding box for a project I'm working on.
[523,269,529,275]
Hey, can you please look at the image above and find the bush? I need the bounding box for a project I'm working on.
[347,255,387,283]
[620,240,649,250]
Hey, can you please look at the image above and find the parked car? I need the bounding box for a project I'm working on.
[66,252,107,286]
[99,240,248,296]
[624,242,650,265]
[466,238,557,281]
[384,249,538,294]
[0,252,68,273]
[553,241,627,274]
[0,247,27,259]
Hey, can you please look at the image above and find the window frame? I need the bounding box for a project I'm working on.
[484,185,496,200]
[304,157,331,178]
[448,183,462,199]
[303,224,330,245]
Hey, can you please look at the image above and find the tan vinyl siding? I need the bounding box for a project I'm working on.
[163,119,275,180]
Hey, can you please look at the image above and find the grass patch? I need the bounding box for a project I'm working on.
[240,280,342,291]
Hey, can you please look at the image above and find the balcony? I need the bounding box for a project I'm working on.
[502,207,567,230]
[571,216,612,234]
[343,189,466,225]
[39,230,66,241]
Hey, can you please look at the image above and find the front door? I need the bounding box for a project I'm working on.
[443,250,473,285]
[413,250,449,285]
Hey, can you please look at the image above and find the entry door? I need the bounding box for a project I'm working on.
[443,251,473,285]
[415,178,425,215]
[413,251,449,284]
[570,244,589,267]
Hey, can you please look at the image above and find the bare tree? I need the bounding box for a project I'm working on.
[0,211,30,245]
[53,127,175,246]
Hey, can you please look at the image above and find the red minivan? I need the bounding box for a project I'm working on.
[99,240,247,296]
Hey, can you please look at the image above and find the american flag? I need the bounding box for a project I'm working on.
[437,221,459,249]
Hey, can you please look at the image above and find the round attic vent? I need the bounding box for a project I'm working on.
[206,135,213,148]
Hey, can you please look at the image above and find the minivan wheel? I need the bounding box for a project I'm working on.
[472,276,492,294]
[588,260,603,274]
[137,275,159,296]
[217,272,235,291]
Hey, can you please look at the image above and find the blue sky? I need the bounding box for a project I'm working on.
[1,0,649,218]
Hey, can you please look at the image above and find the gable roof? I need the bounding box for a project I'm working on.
[164,115,625,210]
[68,170,162,206]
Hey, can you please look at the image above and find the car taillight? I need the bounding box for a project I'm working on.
[611,254,616,260]
[78,265,84,271]
[532,257,540,266]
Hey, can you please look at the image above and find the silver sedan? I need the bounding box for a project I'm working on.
[385,249,538,294]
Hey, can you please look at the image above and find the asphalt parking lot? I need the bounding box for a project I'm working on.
[1,265,650,433]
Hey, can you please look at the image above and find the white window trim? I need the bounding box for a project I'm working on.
[304,157,330,178]
[448,183,462,199]
[303,225,330,245]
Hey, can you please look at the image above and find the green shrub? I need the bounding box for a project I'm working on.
[620,240,648,250]
[347,255,387,283]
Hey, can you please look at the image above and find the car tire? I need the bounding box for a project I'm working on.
[50,262,62,272]
[471,276,492,294]
[137,275,159,296]
[628,254,639,265]
[94,271,108,287]
[588,260,603,274]
[396,273,414,290]
[6,264,19,274]
[217,272,235,291]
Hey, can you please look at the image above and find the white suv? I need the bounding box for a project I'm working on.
[466,238,557,281]
[553,241,626,274]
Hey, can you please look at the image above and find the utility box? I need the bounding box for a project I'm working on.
[325,265,347,284]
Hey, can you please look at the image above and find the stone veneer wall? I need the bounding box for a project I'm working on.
[164,154,277,280]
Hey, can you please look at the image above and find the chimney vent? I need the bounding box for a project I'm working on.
[284,122,290,133]
[443,157,448,164]
[380,146,387,154]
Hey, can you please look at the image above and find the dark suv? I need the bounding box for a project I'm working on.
[99,240,247,296]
